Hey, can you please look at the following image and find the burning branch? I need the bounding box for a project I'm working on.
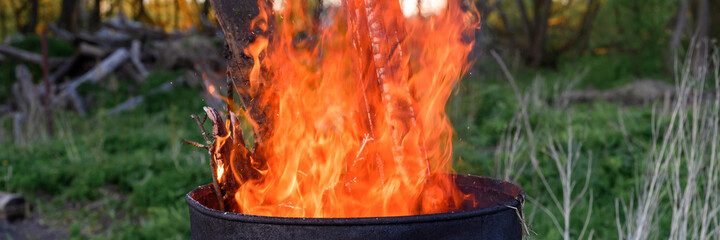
[209,0,275,144]
[186,104,263,212]
[182,0,275,213]
[184,113,224,211]
[347,0,430,177]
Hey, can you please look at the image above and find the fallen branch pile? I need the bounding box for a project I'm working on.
[2,11,225,143]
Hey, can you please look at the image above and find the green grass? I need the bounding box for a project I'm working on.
[0,55,685,239]
[0,69,212,239]
[449,72,660,238]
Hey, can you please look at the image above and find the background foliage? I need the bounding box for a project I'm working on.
[1,0,719,239]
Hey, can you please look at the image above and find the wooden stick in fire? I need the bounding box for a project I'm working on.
[208,0,275,144]
[182,0,268,213]
[184,100,257,212]
[183,113,225,211]
[201,106,257,212]
[183,0,274,213]
[347,0,432,177]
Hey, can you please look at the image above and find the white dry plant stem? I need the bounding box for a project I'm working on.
[491,50,594,239]
[491,50,537,238]
[667,45,720,240]
[57,114,82,163]
[490,50,537,163]
[615,68,680,240]
[495,112,527,183]
[616,98,677,240]
[4,165,12,192]
[615,42,720,240]
[616,109,636,155]
[712,49,720,239]
[530,121,594,240]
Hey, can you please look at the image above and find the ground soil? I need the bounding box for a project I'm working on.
[0,214,69,240]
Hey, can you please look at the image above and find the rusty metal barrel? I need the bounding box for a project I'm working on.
[186,175,525,240]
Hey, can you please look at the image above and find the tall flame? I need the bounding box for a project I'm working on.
[213,0,478,218]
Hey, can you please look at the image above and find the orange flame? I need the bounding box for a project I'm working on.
[215,0,477,218]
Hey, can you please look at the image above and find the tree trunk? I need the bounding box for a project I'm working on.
[134,0,154,24]
[0,0,6,38]
[175,0,180,28]
[59,0,79,32]
[692,0,710,74]
[134,0,144,20]
[669,0,690,51]
[473,0,500,61]
[515,0,532,47]
[202,0,211,17]
[712,0,720,41]
[694,0,709,44]
[527,0,552,67]
[23,0,39,33]
[30,0,39,31]
[488,0,600,68]
[8,0,20,33]
[90,0,102,30]
[208,0,276,142]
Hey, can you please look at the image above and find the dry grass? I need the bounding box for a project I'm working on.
[615,43,719,240]
[491,40,719,239]
[492,50,595,239]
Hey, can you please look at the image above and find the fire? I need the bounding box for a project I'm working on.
[208,0,478,218]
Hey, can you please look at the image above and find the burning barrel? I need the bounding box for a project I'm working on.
[186,175,525,239]
[184,0,524,239]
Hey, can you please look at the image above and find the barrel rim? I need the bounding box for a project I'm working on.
[185,174,525,226]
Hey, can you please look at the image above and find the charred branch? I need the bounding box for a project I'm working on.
[208,0,275,143]
[200,106,259,212]
[189,112,224,212]
[182,139,208,149]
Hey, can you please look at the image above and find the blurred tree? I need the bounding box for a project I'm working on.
[13,0,40,33]
[0,0,6,38]
[582,0,678,78]
[135,0,155,24]
[174,0,179,28]
[202,0,211,17]
[9,1,24,33]
[472,0,499,60]
[486,0,601,67]
[669,0,689,52]
[59,0,79,32]
[666,0,712,72]
[691,0,710,73]
[28,0,39,33]
[90,0,102,30]
[711,0,720,41]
